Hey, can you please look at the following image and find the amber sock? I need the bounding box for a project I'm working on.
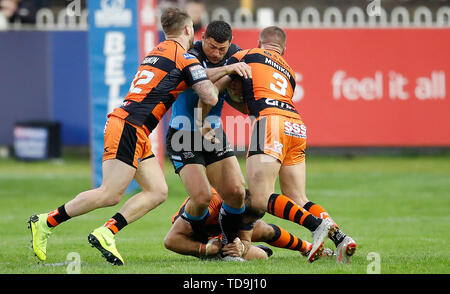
[267,224,309,253]
[303,201,336,225]
[267,194,322,232]
[303,201,346,247]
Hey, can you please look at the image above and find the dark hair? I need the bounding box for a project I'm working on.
[205,20,232,43]
[160,7,191,35]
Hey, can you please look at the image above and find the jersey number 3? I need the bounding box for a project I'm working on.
[269,72,288,96]
[129,70,155,94]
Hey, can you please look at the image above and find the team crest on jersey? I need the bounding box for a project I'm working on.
[183,53,196,60]
[189,65,207,81]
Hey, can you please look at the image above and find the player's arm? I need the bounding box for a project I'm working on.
[205,62,252,83]
[164,217,221,258]
[192,79,219,107]
[194,81,220,144]
[183,63,219,125]
[182,57,219,120]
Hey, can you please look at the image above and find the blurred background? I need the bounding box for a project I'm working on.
[0,0,449,181]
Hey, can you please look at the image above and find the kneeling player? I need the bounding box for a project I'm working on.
[164,188,333,261]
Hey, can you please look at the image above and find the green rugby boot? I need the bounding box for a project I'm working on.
[88,226,124,266]
[27,214,53,261]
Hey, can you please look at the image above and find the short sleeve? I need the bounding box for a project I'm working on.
[226,49,249,81]
[178,52,209,86]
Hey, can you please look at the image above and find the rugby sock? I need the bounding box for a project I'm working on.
[219,203,245,245]
[267,224,309,253]
[181,210,210,243]
[46,205,71,227]
[104,213,128,235]
[303,201,336,226]
[329,228,347,247]
[267,194,322,232]
[303,201,346,247]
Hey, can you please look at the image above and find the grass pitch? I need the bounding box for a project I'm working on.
[0,153,449,274]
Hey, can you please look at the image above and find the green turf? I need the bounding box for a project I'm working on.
[0,154,449,274]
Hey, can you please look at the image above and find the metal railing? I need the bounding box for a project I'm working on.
[1,5,449,31]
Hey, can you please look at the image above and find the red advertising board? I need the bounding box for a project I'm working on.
[224,29,450,147]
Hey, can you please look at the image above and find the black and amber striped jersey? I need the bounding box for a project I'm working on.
[109,40,209,135]
[227,48,300,119]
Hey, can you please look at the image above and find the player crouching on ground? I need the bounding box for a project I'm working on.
[164,188,333,261]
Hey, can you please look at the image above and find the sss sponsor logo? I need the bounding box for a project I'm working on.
[284,121,306,138]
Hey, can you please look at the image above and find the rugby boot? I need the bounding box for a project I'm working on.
[336,236,357,264]
[307,218,334,263]
[88,226,124,266]
[27,213,53,261]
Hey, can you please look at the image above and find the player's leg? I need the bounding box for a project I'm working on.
[28,158,136,262]
[246,155,331,262]
[117,156,168,224]
[66,159,136,217]
[91,156,168,243]
[250,220,334,261]
[279,161,335,219]
[166,127,214,242]
[279,162,356,263]
[178,164,213,242]
[86,118,161,265]
[206,155,246,246]
[251,220,311,255]
[246,154,322,232]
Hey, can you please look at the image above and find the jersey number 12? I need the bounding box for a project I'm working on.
[129,70,155,94]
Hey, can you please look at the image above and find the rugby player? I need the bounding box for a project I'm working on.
[166,21,252,256]
[164,188,334,261]
[27,8,220,266]
[216,26,357,263]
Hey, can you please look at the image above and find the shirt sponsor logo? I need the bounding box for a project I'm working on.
[142,56,159,65]
[183,53,196,60]
[189,65,207,81]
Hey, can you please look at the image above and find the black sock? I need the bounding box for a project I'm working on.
[330,228,347,247]
[219,203,245,245]
[180,210,209,243]
[104,213,128,234]
[47,204,71,227]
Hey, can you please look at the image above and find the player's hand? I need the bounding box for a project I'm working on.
[227,62,252,79]
[205,238,222,256]
[197,120,220,144]
[222,237,245,257]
